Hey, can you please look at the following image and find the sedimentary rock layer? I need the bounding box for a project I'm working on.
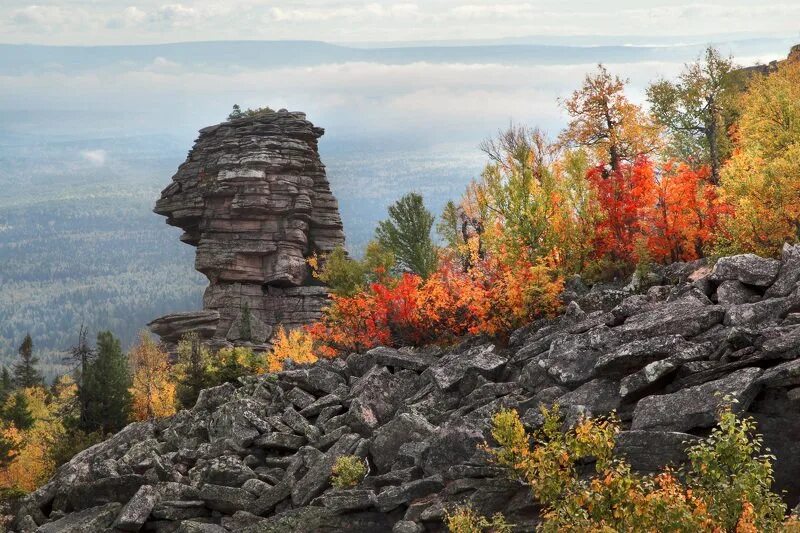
[150,110,345,347]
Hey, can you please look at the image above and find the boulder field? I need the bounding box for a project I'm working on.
[12,246,800,532]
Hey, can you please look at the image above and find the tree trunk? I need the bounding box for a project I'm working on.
[707,108,720,185]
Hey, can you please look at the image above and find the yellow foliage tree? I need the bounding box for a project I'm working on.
[267,326,318,372]
[560,64,661,172]
[129,331,176,421]
[0,382,79,493]
[463,126,601,274]
[716,60,800,256]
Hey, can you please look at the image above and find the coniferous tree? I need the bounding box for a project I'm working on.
[78,331,132,433]
[6,390,34,430]
[376,193,439,278]
[0,366,13,404]
[176,333,211,409]
[13,333,43,388]
[69,325,95,422]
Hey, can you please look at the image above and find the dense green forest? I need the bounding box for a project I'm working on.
[0,195,205,379]
[0,132,480,380]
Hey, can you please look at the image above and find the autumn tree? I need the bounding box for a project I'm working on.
[376,193,439,278]
[129,332,175,421]
[267,326,318,372]
[715,60,800,256]
[470,126,561,262]
[466,127,601,273]
[78,331,131,433]
[436,200,484,270]
[13,334,43,388]
[643,163,718,262]
[648,47,742,183]
[587,157,655,271]
[561,64,660,172]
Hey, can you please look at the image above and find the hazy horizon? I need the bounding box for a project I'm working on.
[0,11,797,367]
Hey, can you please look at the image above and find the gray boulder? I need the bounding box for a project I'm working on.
[711,254,780,287]
[37,503,121,533]
[428,344,506,390]
[370,412,436,473]
[766,244,800,297]
[631,367,763,432]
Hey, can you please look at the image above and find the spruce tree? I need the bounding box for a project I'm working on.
[78,331,132,433]
[176,333,211,409]
[6,391,34,430]
[376,192,439,278]
[13,333,43,388]
[0,367,13,404]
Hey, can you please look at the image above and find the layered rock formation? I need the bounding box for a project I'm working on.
[13,247,800,532]
[149,110,345,349]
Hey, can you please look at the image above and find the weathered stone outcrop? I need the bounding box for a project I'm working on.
[15,247,800,532]
[149,110,345,348]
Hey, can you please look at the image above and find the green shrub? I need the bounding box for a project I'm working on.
[451,404,799,532]
[445,506,511,533]
[330,455,367,488]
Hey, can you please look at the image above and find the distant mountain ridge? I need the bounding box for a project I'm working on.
[1,36,796,74]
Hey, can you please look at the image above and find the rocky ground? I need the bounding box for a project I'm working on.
[10,246,800,532]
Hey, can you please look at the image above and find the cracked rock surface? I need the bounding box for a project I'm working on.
[148,110,345,350]
[14,247,800,531]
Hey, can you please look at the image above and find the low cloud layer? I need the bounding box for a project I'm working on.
[2,1,799,45]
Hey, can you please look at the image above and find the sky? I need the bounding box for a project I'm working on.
[2,1,800,46]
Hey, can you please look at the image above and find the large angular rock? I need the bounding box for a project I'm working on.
[711,254,780,287]
[724,297,792,327]
[37,503,122,533]
[421,426,483,477]
[113,485,160,531]
[208,398,267,447]
[373,346,438,372]
[428,345,506,390]
[716,280,761,305]
[631,367,763,432]
[67,474,146,511]
[150,111,345,347]
[619,359,678,400]
[541,326,619,386]
[766,244,800,297]
[197,484,256,513]
[347,367,420,435]
[370,412,436,473]
[595,335,708,375]
[616,431,698,472]
[619,302,724,341]
[290,432,361,506]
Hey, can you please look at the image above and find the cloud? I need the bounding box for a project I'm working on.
[146,3,200,29]
[106,6,146,29]
[10,5,70,29]
[268,3,419,22]
[80,149,107,166]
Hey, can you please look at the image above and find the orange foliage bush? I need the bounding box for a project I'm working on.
[308,250,563,355]
[587,157,720,269]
